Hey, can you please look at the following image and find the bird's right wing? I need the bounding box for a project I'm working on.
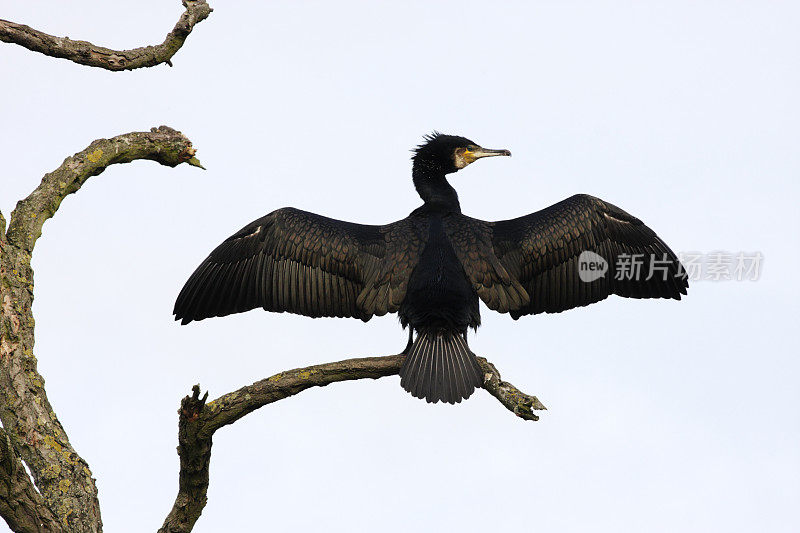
[173,208,426,324]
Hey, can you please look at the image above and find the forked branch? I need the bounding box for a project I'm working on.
[0,0,212,71]
[158,355,545,533]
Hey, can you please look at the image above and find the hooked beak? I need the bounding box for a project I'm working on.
[456,144,512,170]
[471,146,512,159]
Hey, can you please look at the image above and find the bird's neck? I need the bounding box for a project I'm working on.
[412,162,461,212]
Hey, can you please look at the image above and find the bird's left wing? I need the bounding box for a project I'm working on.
[174,208,426,324]
[488,194,688,318]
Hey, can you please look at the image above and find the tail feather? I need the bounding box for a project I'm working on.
[400,330,483,404]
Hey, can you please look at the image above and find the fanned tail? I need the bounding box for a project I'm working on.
[399,329,484,404]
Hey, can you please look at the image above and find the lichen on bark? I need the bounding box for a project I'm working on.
[0,1,213,71]
[0,126,201,532]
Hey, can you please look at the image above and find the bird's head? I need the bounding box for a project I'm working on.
[412,132,511,175]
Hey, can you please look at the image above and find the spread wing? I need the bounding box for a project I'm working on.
[173,208,426,324]
[488,194,688,318]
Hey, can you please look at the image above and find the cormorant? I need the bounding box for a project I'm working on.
[174,133,688,404]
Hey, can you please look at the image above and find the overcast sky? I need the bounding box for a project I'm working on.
[2,1,799,532]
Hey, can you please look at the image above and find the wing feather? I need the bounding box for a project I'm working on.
[490,194,688,318]
[442,214,530,314]
[174,208,426,324]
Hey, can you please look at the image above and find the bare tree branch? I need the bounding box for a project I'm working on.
[1,126,201,532]
[479,357,546,421]
[0,428,63,533]
[159,354,545,533]
[0,0,212,71]
[6,126,201,253]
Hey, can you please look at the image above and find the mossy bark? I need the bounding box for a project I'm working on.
[0,127,199,532]
[0,1,212,71]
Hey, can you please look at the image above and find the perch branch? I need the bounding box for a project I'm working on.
[0,0,212,71]
[1,126,201,532]
[478,357,546,420]
[159,354,545,533]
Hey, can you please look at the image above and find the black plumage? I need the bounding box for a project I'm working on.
[174,133,688,404]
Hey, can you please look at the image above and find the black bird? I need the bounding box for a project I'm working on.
[174,133,688,404]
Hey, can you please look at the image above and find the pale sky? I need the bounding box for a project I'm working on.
[2,1,799,532]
